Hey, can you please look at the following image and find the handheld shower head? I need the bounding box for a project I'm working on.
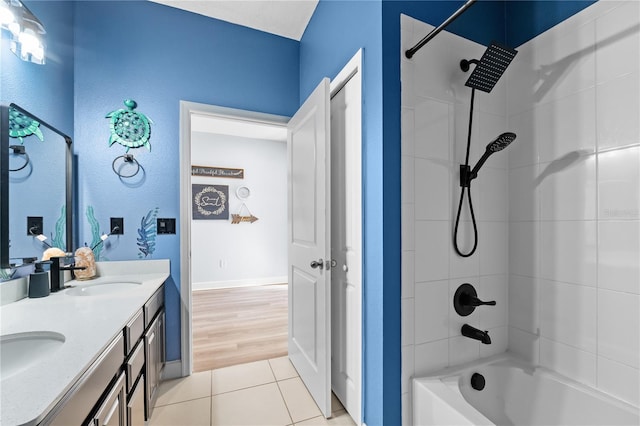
[470,132,517,178]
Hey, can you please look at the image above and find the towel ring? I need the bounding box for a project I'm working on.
[9,145,30,172]
[112,154,141,178]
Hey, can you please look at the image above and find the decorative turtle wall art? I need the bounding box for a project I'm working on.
[106,99,153,152]
[9,107,44,143]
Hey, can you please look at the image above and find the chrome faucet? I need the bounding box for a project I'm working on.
[461,324,491,344]
[50,255,86,292]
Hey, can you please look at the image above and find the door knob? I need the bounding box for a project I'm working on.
[310,258,324,269]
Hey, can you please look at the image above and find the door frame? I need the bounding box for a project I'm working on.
[178,102,289,376]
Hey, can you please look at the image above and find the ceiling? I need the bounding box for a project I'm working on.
[149,0,319,41]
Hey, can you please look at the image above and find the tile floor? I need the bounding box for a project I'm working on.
[150,357,356,426]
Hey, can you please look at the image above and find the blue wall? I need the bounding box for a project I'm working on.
[72,1,299,361]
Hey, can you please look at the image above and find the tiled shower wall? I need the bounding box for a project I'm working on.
[401,0,639,422]
[400,15,510,423]
[506,0,639,407]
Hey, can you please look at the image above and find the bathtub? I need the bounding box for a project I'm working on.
[413,354,639,426]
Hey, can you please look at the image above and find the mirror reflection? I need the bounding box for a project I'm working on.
[1,103,72,272]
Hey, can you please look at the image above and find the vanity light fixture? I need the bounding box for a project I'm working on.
[0,0,46,65]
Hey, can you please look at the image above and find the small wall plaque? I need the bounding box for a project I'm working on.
[192,184,229,220]
[191,165,244,179]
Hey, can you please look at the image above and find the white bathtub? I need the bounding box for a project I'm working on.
[413,354,639,426]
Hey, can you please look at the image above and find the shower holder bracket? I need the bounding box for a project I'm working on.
[460,164,472,187]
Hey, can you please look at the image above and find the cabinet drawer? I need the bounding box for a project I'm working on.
[93,372,126,426]
[125,309,144,354]
[127,374,145,426]
[45,333,125,426]
[144,286,164,327]
[126,340,145,393]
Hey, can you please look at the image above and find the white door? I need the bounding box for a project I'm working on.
[287,77,332,418]
[330,52,362,425]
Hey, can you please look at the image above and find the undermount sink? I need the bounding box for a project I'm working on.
[65,281,142,297]
[0,331,65,381]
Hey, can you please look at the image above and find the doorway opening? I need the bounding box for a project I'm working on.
[179,49,363,424]
[188,112,290,372]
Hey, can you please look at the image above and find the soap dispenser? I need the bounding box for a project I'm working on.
[29,261,52,298]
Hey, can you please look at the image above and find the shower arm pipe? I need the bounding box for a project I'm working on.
[405,0,477,59]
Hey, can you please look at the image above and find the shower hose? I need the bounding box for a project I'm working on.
[454,88,478,258]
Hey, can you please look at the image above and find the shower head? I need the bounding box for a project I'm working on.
[461,41,518,93]
[487,132,516,153]
[470,132,517,178]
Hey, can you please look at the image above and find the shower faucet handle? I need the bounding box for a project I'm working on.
[454,283,495,316]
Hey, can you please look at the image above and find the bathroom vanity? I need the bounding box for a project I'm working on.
[0,259,170,426]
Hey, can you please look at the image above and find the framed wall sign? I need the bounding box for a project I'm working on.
[191,165,244,179]
[192,184,229,220]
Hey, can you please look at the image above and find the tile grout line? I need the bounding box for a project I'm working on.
[269,359,295,425]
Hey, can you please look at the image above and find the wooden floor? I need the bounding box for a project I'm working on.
[192,284,288,373]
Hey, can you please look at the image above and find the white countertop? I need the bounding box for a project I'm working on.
[0,259,170,426]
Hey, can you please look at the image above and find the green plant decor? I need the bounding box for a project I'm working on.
[106,99,153,152]
[52,205,66,250]
[86,206,104,261]
[137,208,159,259]
[9,107,44,143]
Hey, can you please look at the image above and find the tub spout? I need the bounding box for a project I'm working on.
[461,324,491,344]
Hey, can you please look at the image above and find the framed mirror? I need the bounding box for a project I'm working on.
[1,103,73,269]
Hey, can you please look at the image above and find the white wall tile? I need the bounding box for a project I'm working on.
[402,251,415,299]
[402,345,415,394]
[449,241,480,280]
[480,326,508,358]
[540,338,597,387]
[402,298,415,346]
[540,221,597,286]
[508,327,539,365]
[415,158,451,220]
[414,221,449,282]
[536,88,597,164]
[539,153,597,221]
[598,221,640,294]
[531,19,596,104]
[598,146,640,220]
[539,279,597,352]
[596,72,640,150]
[509,222,539,278]
[597,356,640,407]
[508,165,539,222]
[478,222,508,276]
[401,107,415,155]
[597,289,639,369]
[478,275,508,330]
[449,335,480,365]
[509,275,540,335]
[414,339,449,376]
[402,392,412,426]
[402,155,415,204]
[596,1,640,83]
[414,98,451,161]
[414,280,449,344]
[402,204,415,251]
[478,167,508,222]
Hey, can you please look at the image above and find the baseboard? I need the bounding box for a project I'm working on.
[162,360,183,380]
[192,276,287,291]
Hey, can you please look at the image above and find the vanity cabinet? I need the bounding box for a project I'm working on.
[144,287,165,420]
[38,283,165,426]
